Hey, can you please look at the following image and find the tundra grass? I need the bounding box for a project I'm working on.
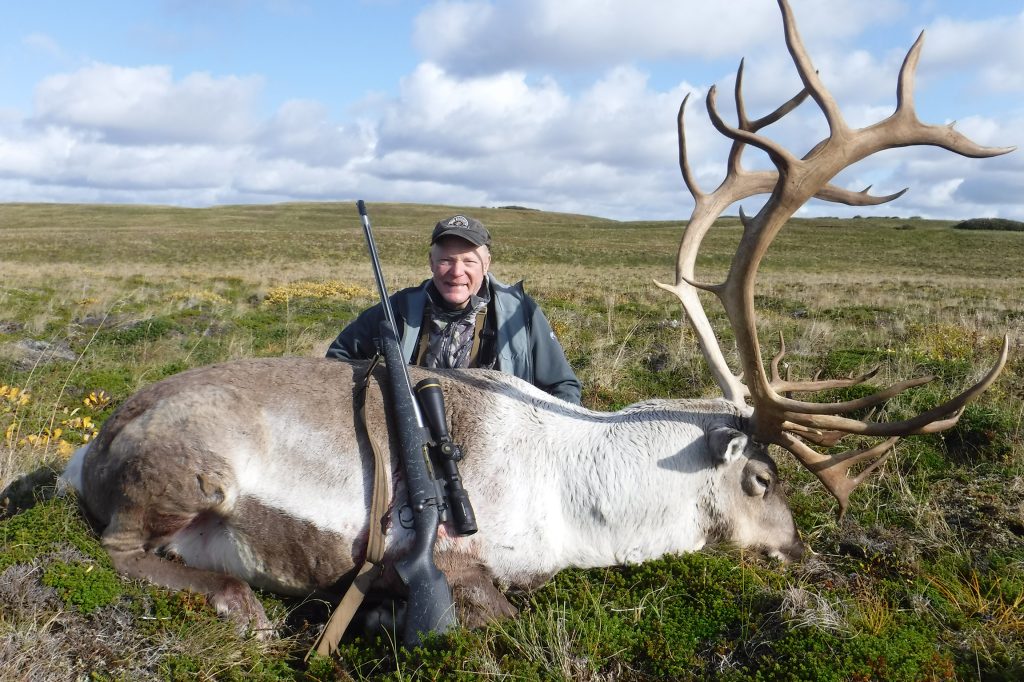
[1,202,1022,680]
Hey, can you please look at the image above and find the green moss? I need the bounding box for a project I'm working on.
[754,294,809,315]
[42,560,122,613]
[819,304,894,326]
[738,620,955,682]
[944,403,1016,462]
[72,366,136,403]
[159,646,298,682]
[0,495,123,616]
[154,359,190,379]
[0,495,110,571]
[234,309,291,353]
[819,347,885,377]
[95,316,177,346]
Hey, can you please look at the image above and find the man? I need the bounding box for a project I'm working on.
[326,214,582,404]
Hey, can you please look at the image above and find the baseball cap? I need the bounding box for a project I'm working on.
[430,215,491,247]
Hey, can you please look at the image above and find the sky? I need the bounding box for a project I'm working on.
[0,0,1021,222]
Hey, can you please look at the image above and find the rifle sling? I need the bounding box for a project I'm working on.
[308,354,390,660]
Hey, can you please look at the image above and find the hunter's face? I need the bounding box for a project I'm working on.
[429,237,490,309]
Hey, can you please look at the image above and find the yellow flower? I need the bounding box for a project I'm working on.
[1,385,31,406]
[83,390,111,409]
[263,280,372,306]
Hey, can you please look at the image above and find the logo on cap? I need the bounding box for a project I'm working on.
[447,215,471,228]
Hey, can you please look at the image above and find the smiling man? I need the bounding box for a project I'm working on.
[326,214,581,404]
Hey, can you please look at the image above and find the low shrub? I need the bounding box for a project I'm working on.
[952,218,1024,232]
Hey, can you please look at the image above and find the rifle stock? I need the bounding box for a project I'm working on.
[377,319,455,645]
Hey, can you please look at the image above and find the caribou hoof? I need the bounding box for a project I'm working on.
[210,576,275,640]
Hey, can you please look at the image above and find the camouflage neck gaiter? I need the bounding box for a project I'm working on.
[422,284,490,369]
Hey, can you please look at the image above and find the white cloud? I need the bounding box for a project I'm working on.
[0,122,239,190]
[919,11,1024,93]
[0,63,376,202]
[257,99,373,167]
[376,63,569,157]
[363,61,702,218]
[33,63,264,144]
[413,0,904,75]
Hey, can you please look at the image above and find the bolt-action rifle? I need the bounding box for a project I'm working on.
[357,200,456,647]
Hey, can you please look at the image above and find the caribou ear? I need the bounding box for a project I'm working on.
[707,426,749,466]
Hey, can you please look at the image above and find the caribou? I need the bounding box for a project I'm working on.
[62,0,1011,641]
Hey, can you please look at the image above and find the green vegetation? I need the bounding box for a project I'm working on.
[0,493,295,679]
[953,217,1024,232]
[1,202,1022,679]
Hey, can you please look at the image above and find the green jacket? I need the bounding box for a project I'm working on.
[325,274,582,404]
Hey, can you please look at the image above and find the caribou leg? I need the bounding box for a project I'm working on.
[100,508,274,638]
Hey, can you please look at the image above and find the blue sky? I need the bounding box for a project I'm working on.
[0,0,1020,220]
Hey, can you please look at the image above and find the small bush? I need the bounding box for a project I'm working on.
[952,218,1024,232]
[262,280,371,306]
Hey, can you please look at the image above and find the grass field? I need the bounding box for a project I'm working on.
[1,201,1022,680]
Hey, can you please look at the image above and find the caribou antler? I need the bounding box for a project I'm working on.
[658,0,1014,517]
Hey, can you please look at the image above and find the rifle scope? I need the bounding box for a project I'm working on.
[415,379,478,536]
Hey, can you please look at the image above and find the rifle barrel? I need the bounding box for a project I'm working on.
[357,199,399,333]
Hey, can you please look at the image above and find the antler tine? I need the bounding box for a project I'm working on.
[776,0,847,138]
[779,432,901,519]
[726,60,753,177]
[777,336,1008,433]
[706,85,797,172]
[894,32,924,119]
[768,331,884,394]
[747,81,810,132]
[769,331,786,384]
[734,59,751,131]
[865,30,1015,160]
[773,367,882,394]
[774,375,934,416]
[816,185,907,207]
[676,94,703,200]
[730,60,811,172]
